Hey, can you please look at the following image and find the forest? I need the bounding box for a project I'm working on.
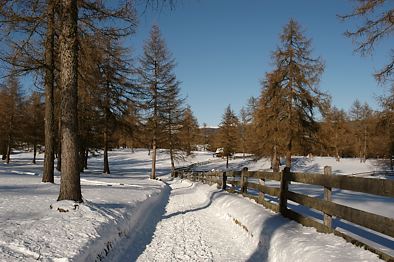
[0,0,393,203]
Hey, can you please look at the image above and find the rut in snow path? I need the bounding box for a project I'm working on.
[136,179,255,261]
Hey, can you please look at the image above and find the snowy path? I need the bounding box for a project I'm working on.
[136,179,255,261]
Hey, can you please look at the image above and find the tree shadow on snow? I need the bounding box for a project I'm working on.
[246,214,288,262]
[161,190,222,220]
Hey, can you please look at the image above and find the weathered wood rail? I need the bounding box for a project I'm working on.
[174,167,394,261]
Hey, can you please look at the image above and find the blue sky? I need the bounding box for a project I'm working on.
[130,0,392,126]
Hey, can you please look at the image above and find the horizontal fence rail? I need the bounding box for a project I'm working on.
[174,166,394,261]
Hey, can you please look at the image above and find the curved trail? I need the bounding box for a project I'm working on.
[136,179,254,261]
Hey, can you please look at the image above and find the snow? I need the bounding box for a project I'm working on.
[0,149,392,261]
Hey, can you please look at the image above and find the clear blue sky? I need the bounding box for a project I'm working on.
[130,0,392,127]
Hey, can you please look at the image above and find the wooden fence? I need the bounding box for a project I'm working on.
[174,167,394,261]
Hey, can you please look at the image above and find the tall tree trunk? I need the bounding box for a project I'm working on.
[57,0,82,202]
[151,138,157,179]
[103,129,110,174]
[169,146,175,176]
[6,135,11,164]
[6,113,14,164]
[226,155,229,169]
[151,81,158,180]
[103,97,110,174]
[286,91,293,169]
[33,143,37,164]
[42,0,56,183]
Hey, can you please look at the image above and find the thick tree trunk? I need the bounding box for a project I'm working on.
[33,143,37,164]
[57,0,82,202]
[151,138,157,179]
[42,0,55,183]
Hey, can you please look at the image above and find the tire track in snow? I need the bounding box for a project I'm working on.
[137,179,252,261]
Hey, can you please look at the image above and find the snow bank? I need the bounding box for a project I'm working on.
[193,183,382,261]
[0,149,174,261]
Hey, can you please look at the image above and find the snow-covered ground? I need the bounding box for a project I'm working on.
[0,149,392,261]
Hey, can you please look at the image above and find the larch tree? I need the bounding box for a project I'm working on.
[0,72,24,164]
[239,107,249,159]
[0,0,138,183]
[340,0,393,83]
[378,86,394,169]
[76,38,101,172]
[217,105,240,169]
[320,106,349,161]
[25,91,45,164]
[265,19,328,168]
[95,36,134,175]
[179,106,199,156]
[0,0,56,181]
[137,25,179,179]
[253,73,289,171]
[161,82,184,175]
[349,100,373,162]
[56,0,136,201]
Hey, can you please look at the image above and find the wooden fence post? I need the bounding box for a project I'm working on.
[279,167,290,216]
[324,166,332,229]
[241,167,248,194]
